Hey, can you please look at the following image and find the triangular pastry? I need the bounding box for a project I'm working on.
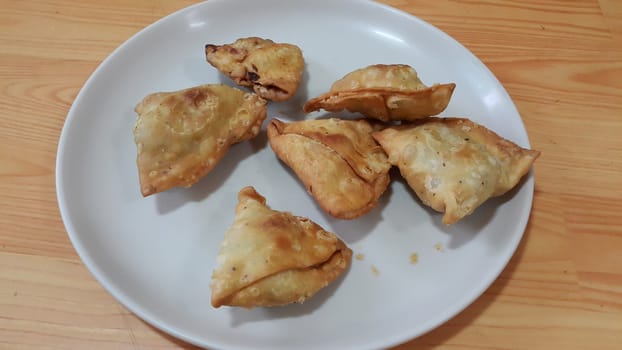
[211,186,352,308]
[372,117,540,224]
[205,37,304,101]
[133,84,267,196]
[304,64,455,122]
[267,118,391,219]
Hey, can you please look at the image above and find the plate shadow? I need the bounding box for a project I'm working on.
[433,174,531,249]
[391,168,532,250]
[155,131,268,215]
[324,185,392,245]
[228,263,351,327]
[270,65,310,121]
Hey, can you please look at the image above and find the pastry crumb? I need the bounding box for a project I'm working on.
[371,265,380,276]
[434,243,444,252]
[410,253,419,265]
[355,253,365,261]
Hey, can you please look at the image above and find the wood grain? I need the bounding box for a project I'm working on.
[1,0,621,349]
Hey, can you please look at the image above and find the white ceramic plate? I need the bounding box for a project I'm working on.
[56,1,535,349]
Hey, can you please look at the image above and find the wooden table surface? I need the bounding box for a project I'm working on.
[2,0,621,349]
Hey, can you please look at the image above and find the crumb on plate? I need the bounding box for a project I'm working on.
[410,252,419,265]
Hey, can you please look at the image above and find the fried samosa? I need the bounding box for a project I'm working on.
[205,37,304,101]
[267,118,391,220]
[304,64,455,122]
[211,186,352,308]
[372,118,540,225]
[133,84,267,196]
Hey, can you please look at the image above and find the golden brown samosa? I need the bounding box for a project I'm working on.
[267,118,391,219]
[205,37,304,101]
[211,186,352,308]
[133,84,267,196]
[372,117,540,225]
[304,64,455,122]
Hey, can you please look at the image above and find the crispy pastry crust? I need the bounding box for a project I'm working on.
[205,37,304,101]
[372,117,540,224]
[133,84,267,196]
[210,187,352,308]
[304,64,455,121]
[267,118,391,219]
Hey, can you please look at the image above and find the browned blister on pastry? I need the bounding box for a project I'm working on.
[210,186,352,308]
[133,84,267,196]
[372,118,540,225]
[267,118,391,219]
[205,37,304,101]
[304,64,455,122]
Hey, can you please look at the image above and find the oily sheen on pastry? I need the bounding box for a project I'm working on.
[133,84,267,196]
[304,64,455,122]
[267,118,391,219]
[210,186,352,308]
[205,37,304,101]
[372,117,540,225]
